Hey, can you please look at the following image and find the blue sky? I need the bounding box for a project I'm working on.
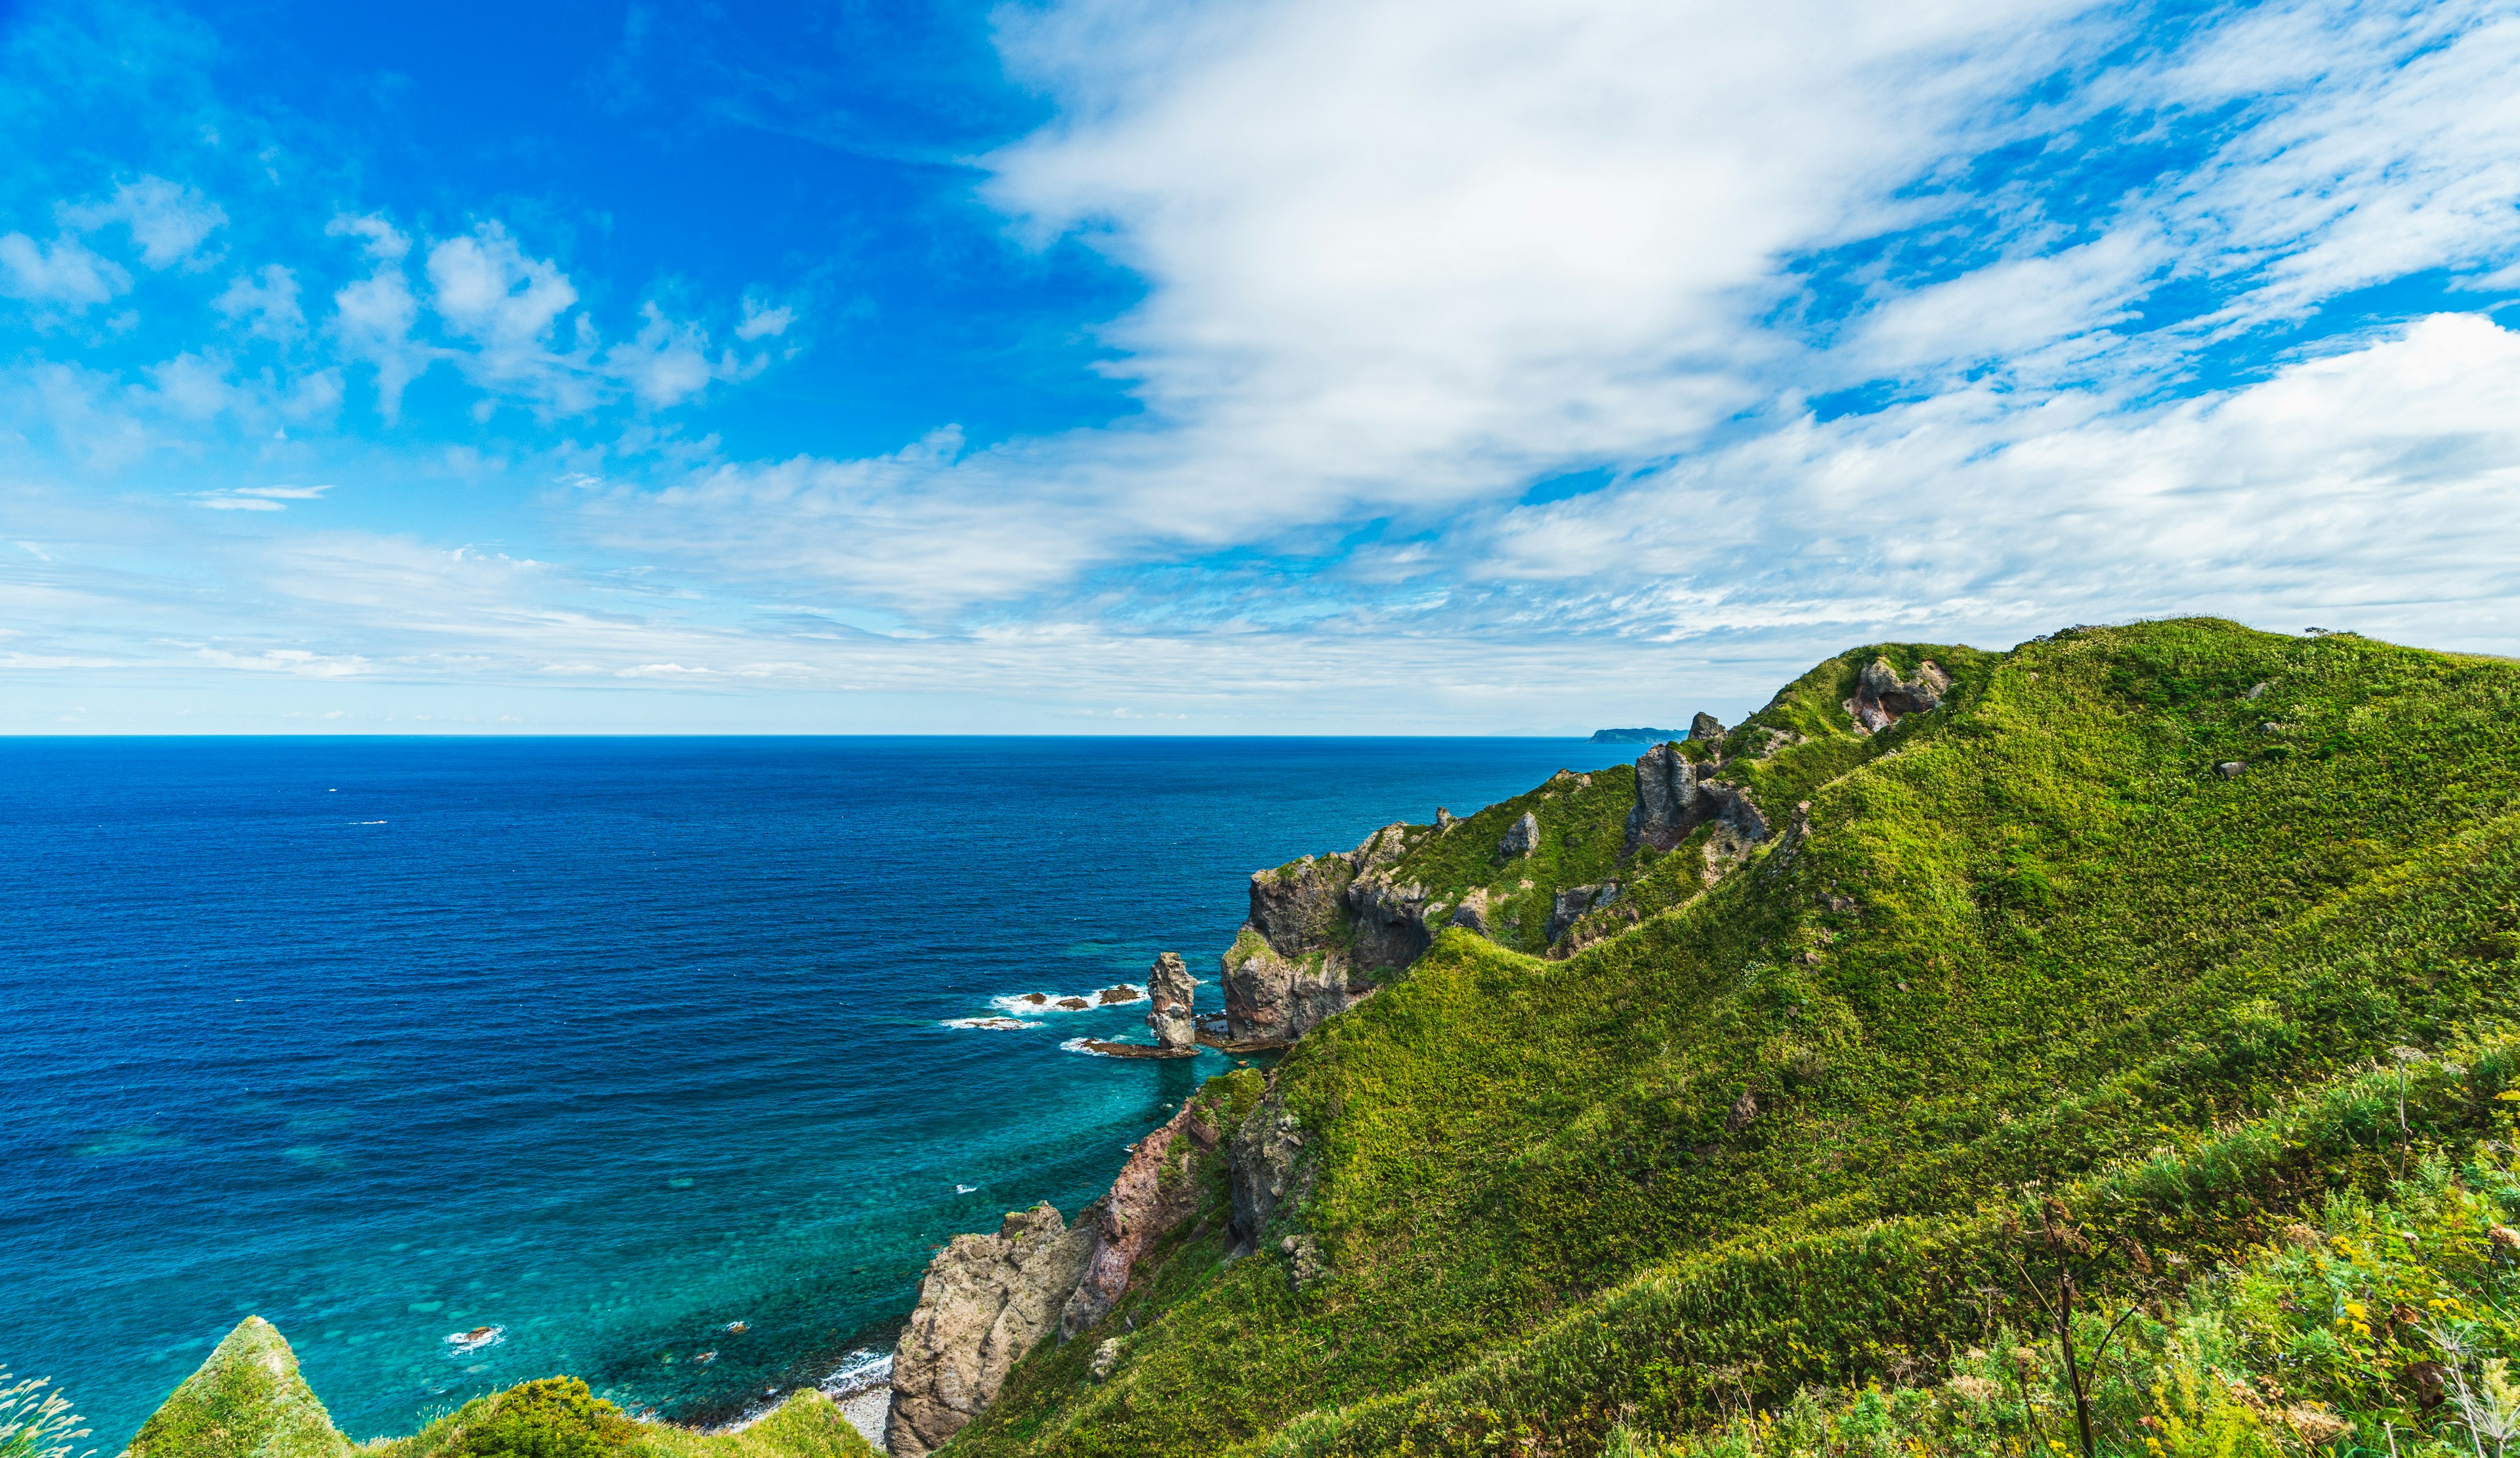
[4,0,2519,732]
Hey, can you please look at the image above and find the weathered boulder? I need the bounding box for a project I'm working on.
[1348,874,1433,974]
[1690,711,1726,741]
[1144,952,1197,1049]
[1448,886,1496,938]
[1230,1091,1311,1247]
[1221,931,1356,1046]
[1353,821,1410,874]
[1247,855,1354,955]
[1628,741,1702,850]
[1547,884,1616,944]
[1845,656,1951,734]
[1435,806,1460,831]
[1500,811,1541,858]
[1060,1100,1220,1337]
[888,1203,1097,1458]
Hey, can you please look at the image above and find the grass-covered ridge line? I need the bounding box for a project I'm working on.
[125,1321,874,1458]
[948,619,2520,1457]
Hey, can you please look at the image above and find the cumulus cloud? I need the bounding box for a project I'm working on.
[214,264,305,343]
[0,231,128,307]
[60,176,227,270]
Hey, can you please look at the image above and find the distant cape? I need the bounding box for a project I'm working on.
[1586,726,1683,743]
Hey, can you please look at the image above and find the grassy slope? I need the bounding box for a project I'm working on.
[129,1322,874,1458]
[948,620,2520,1457]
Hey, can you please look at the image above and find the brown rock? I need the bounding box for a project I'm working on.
[1844,656,1951,735]
[1060,1101,1215,1337]
[1144,952,1197,1049]
[887,1203,1097,1458]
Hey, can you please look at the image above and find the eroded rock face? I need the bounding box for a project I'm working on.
[1059,1101,1219,1338]
[1448,886,1496,938]
[888,1204,1097,1458]
[1547,884,1616,944]
[1349,874,1433,974]
[1222,934,1356,1045]
[1690,711,1726,741]
[1145,952,1197,1049]
[1247,855,1354,955]
[1845,657,1951,735]
[1628,741,1702,851]
[1500,811,1541,858]
[1230,1092,1311,1247]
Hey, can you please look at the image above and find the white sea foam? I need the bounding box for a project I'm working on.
[1060,1037,1112,1056]
[955,1182,978,1193]
[989,991,1106,1014]
[941,1016,1041,1030]
[443,1325,505,1355]
[818,1348,893,1398]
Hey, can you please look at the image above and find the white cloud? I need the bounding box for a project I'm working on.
[0,232,128,307]
[426,223,583,404]
[62,176,227,269]
[214,264,304,343]
[194,484,332,511]
[327,213,434,422]
[736,295,793,340]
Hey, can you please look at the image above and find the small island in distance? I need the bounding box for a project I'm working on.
[1587,726,1685,743]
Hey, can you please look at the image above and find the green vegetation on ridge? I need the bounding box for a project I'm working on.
[122,1322,873,1458]
[947,619,2520,1457]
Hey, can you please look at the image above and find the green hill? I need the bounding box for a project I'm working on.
[942,618,2520,1456]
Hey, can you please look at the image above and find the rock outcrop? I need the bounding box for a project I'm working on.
[1845,656,1950,734]
[1222,930,1358,1046]
[1060,1100,1221,1337]
[1628,741,1703,851]
[1547,883,1616,944]
[1247,854,1354,953]
[1627,741,1769,864]
[889,1204,1097,1458]
[1690,711,1725,741]
[1145,952,1196,1049]
[1230,1091,1311,1249]
[1448,886,1496,937]
[1500,811,1540,858]
[1349,874,1433,973]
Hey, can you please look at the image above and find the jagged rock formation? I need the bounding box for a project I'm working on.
[1145,952,1196,1049]
[1230,1090,1311,1250]
[1844,656,1950,734]
[1247,854,1354,953]
[131,1316,350,1458]
[1448,886,1496,936]
[889,1204,1097,1458]
[1349,874,1433,972]
[1547,883,1616,943]
[1690,711,1725,741]
[1060,1100,1220,1337]
[1626,740,1769,866]
[1500,811,1540,858]
[1628,741,1702,851]
[1222,930,1358,1045]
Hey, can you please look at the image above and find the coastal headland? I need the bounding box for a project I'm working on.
[119,619,2520,1458]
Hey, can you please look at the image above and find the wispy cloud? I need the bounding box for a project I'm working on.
[192,484,333,511]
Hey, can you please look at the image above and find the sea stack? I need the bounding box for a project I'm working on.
[1146,951,1196,1048]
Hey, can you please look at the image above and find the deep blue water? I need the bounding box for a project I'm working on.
[0,737,1637,1446]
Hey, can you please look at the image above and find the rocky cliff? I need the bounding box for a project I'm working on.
[886,1205,1096,1458]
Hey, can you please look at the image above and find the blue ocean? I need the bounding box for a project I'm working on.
[0,737,1639,1446]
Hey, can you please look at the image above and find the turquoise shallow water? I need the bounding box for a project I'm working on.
[0,736,1636,1445]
